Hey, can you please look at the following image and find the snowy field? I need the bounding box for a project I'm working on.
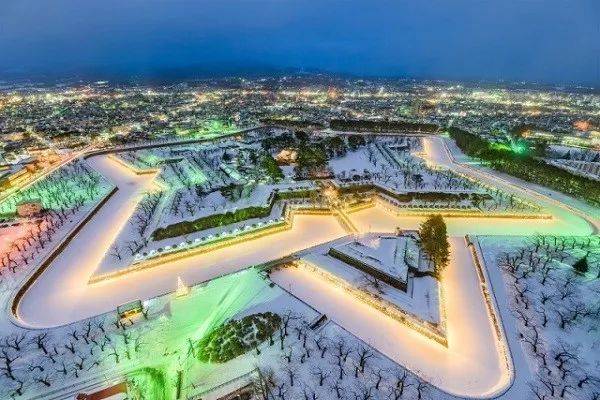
[330,138,541,214]
[478,235,600,400]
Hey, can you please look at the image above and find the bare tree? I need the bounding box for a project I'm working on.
[283,364,297,387]
[32,333,50,355]
[529,383,547,400]
[109,244,122,261]
[4,334,27,352]
[0,349,20,380]
[415,380,429,400]
[334,338,351,367]
[314,336,328,358]
[311,366,331,387]
[252,367,275,400]
[357,345,374,373]
[361,273,385,295]
[330,380,345,399]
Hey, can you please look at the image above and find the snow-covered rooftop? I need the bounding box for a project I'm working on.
[331,235,412,284]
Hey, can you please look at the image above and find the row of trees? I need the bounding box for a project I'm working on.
[0,160,105,216]
[0,309,153,399]
[0,213,73,277]
[330,119,440,133]
[260,119,325,130]
[1,162,108,278]
[246,310,436,400]
[448,127,600,207]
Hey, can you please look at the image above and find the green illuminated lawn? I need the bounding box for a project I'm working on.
[176,120,239,139]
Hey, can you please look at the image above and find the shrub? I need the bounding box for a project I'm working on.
[127,367,167,400]
[261,154,284,181]
[197,312,281,363]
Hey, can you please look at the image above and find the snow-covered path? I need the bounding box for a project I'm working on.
[424,136,597,235]
[475,237,534,399]
[16,154,347,327]
[270,237,509,398]
[9,136,599,398]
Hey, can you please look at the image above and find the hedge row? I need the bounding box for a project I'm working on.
[275,189,317,199]
[338,183,489,203]
[330,119,439,133]
[152,189,315,240]
[152,206,271,240]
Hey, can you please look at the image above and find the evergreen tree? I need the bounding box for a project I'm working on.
[573,256,588,274]
[418,214,450,275]
[348,134,366,150]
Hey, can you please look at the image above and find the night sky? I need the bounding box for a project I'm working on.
[1,0,599,85]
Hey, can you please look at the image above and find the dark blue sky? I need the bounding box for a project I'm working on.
[1,0,599,85]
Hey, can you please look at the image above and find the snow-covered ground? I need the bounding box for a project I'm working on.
[101,140,321,272]
[349,205,586,236]
[16,154,346,326]
[270,237,510,397]
[330,139,541,214]
[2,131,598,400]
[478,235,600,400]
[294,233,440,325]
[331,234,414,283]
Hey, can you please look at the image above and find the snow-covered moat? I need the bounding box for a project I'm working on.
[1,132,598,399]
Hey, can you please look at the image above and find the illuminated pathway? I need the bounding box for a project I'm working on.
[15,153,347,327]
[271,238,508,397]
[11,137,599,398]
[425,136,598,234]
